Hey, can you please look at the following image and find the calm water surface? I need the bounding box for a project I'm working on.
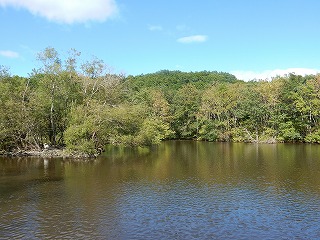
[1,141,320,239]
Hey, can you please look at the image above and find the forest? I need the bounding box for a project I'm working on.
[1,47,320,155]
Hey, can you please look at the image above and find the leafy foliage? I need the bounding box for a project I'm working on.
[2,47,320,154]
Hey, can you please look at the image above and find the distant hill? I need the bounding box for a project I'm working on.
[124,70,239,91]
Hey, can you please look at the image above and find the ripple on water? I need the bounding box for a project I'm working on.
[93,179,320,240]
[2,151,320,239]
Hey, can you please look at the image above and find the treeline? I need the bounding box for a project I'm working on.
[1,47,320,154]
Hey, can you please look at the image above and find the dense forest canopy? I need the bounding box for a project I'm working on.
[1,47,320,155]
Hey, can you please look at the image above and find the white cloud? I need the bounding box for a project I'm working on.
[0,50,19,58]
[0,0,118,24]
[148,25,163,31]
[177,35,208,43]
[231,68,320,81]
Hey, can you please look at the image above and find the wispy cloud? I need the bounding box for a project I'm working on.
[0,0,118,24]
[0,50,19,58]
[148,25,163,31]
[231,68,320,81]
[177,35,208,43]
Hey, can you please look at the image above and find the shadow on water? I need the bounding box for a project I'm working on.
[0,157,64,196]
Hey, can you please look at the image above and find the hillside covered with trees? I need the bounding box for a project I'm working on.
[1,47,320,155]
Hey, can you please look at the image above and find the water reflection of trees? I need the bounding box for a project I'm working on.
[2,143,320,195]
[95,141,320,194]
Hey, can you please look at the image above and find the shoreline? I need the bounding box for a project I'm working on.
[0,139,314,159]
[0,148,98,159]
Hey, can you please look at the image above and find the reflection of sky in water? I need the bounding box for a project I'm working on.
[1,142,320,239]
[115,180,320,239]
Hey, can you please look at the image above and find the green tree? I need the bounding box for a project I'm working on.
[0,74,34,150]
[36,47,63,145]
[172,84,202,139]
[199,82,245,141]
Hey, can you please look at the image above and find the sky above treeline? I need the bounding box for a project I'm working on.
[1,0,320,81]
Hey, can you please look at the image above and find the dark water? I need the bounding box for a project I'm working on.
[1,141,320,239]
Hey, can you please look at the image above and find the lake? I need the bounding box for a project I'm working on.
[1,141,320,239]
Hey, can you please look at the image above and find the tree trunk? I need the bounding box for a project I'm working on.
[50,80,56,145]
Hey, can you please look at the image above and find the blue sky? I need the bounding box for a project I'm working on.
[1,0,320,80]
